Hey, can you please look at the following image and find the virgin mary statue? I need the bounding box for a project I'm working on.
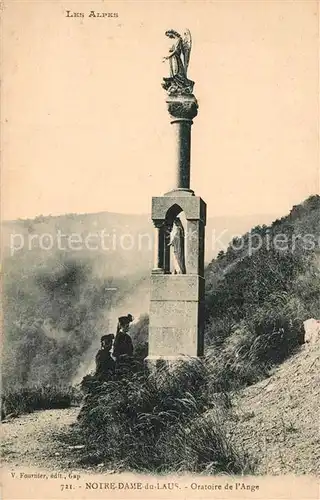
[168,217,186,274]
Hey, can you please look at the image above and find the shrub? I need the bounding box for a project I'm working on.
[74,358,254,474]
[166,411,254,474]
[205,291,310,392]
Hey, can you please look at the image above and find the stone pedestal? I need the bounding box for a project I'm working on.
[147,194,206,363]
[147,84,205,365]
[148,274,205,358]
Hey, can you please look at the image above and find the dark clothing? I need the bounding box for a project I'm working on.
[113,332,133,359]
[95,348,115,381]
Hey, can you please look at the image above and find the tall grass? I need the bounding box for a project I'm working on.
[204,292,309,392]
[1,385,81,420]
[74,359,254,474]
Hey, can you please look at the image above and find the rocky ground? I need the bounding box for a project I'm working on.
[227,338,320,475]
[1,407,80,470]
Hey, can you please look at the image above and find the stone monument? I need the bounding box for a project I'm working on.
[147,29,206,364]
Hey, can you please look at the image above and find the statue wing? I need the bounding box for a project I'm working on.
[182,29,192,74]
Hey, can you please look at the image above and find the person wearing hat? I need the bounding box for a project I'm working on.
[95,333,115,381]
[115,314,134,335]
[113,314,134,362]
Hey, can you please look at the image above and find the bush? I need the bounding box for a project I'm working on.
[73,358,254,474]
[205,291,309,392]
[166,411,254,473]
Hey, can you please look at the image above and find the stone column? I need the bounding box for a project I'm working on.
[152,220,164,274]
[166,95,198,194]
[171,118,192,189]
[163,223,171,274]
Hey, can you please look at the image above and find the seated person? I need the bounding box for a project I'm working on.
[95,334,115,381]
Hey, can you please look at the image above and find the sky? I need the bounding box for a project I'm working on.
[1,0,319,221]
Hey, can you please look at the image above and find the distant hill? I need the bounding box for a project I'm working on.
[2,210,277,273]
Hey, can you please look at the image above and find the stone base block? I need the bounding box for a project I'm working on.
[148,274,205,358]
[150,274,204,301]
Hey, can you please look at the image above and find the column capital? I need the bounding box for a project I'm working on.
[166,94,198,121]
[152,219,164,229]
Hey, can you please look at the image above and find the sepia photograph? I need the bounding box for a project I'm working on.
[1,1,319,499]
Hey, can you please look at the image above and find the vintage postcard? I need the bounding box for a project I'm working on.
[1,1,319,499]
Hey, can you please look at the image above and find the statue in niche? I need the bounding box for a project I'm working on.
[162,29,194,96]
[168,217,186,274]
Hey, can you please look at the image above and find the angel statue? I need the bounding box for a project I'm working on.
[162,29,194,96]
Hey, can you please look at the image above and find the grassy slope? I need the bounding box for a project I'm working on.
[201,195,320,389]
[205,195,320,333]
[227,337,320,475]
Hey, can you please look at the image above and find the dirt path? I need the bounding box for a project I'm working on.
[1,407,80,470]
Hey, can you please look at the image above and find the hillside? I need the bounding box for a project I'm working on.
[227,329,320,475]
[205,195,320,329]
[201,195,320,390]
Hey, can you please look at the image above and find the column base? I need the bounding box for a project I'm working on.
[151,268,165,275]
[164,188,195,197]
